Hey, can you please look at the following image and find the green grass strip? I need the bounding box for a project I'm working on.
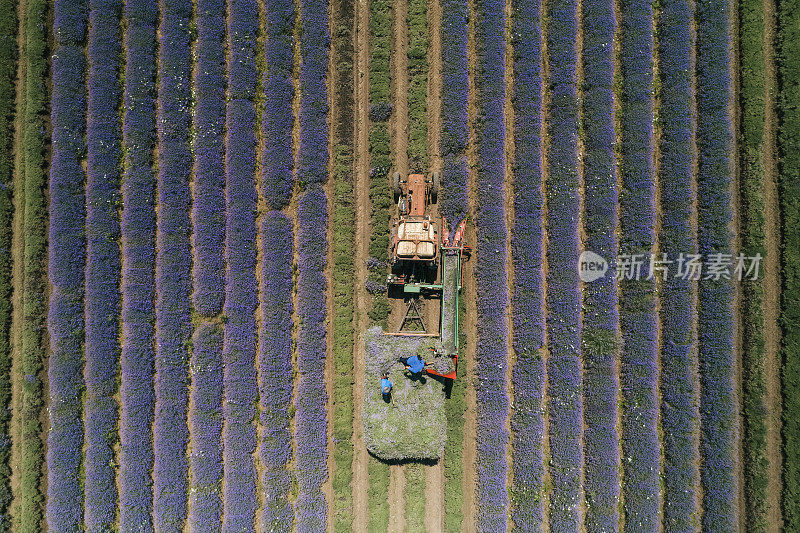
[406,0,427,169]
[443,296,466,532]
[0,0,16,527]
[739,0,769,529]
[405,463,426,532]
[367,0,391,326]
[779,0,800,528]
[367,456,390,532]
[18,0,47,528]
[331,0,355,529]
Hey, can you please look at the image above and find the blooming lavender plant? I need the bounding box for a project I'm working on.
[295,187,329,531]
[440,0,468,225]
[119,0,158,529]
[658,1,700,529]
[696,0,737,527]
[192,0,226,318]
[297,0,329,188]
[263,0,295,209]
[259,211,295,530]
[189,324,224,529]
[47,34,86,530]
[545,0,584,530]
[618,0,661,529]
[154,0,193,527]
[509,0,546,528]
[83,0,123,528]
[581,0,621,529]
[223,96,259,531]
[473,0,511,528]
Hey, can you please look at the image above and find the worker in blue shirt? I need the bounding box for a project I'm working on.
[399,354,430,375]
[381,375,392,396]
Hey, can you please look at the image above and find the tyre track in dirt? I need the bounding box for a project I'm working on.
[424,0,445,529]
[353,0,372,528]
[388,0,408,528]
[761,0,783,529]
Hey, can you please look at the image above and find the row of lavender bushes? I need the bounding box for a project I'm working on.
[329,0,356,528]
[119,0,158,527]
[695,0,737,528]
[222,0,260,528]
[259,0,296,528]
[366,0,392,526]
[153,0,193,527]
[473,0,510,529]
[439,0,468,530]
[295,0,330,527]
[509,0,546,527]
[83,0,124,528]
[188,0,226,525]
[17,0,49,526]
[580,0,621,529]
[544,0,583,530]
[0,0,14,524]
[47,0,87,526]
[658,0,700,528]
[618,0,660,529]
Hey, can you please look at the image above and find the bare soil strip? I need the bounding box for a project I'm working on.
[388,0,409,527]
[424,0,445,529]
[761,0,783,529]
[352,0,372,528]
[503,0,516,520]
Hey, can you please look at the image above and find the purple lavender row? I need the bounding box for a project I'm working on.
[222,0,259,528]
[657,0,699,529]
[188,0,226,528]
[544,0,583,530]
[262,0,295,209]
[120,0,158,528]
[259,211,295,529]
[295,187,329,531]
[47,25,86,529]
[509,0,546,528]
[440,0,468,224]
[83,0,123,528]
[155,0,193,528]
[473,0,510,529]
[695,0,737,527]
[580,0,621,529]
[618,0,660,528]
[297,0,329,188]
[189,323,224,530]
[191,0,226,318]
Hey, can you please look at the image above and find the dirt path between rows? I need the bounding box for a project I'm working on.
[352,0,372,528]
[761,0,783,529]
[388,0,409,528]
[424,0,445,529]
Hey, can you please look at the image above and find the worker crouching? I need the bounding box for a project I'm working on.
[399,353,432,377]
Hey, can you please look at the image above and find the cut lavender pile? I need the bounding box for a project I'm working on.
[363,327,446,461]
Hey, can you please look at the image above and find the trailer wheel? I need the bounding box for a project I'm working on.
[393,172,401,200]
[431,172,440,203]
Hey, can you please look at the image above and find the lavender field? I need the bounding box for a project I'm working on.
[0,0,796,530]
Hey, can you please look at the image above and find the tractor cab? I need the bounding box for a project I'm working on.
[389,172,440,268]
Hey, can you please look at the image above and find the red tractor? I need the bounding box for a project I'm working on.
[388,172,440,275]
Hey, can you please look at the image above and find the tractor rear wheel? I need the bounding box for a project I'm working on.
[431,171,440,203]
[393,172,401,200]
